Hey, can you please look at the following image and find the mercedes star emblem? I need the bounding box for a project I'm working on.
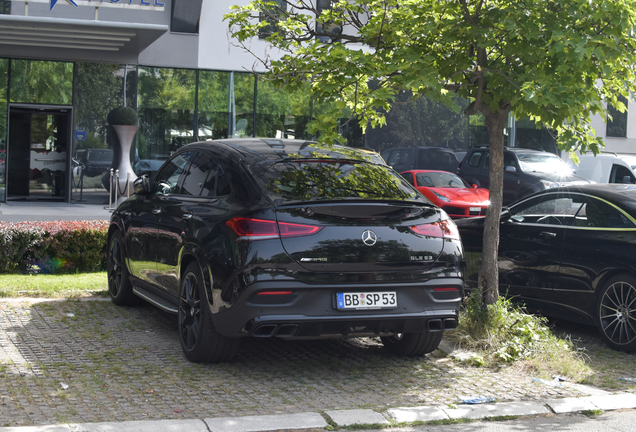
[361,230,378,246]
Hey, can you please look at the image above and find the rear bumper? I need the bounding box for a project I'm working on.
[210,277,463,338]
[246,310,459,339]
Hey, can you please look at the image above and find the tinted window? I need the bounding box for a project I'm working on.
[572,198,635,229]
[250,159,422,203]
[511,194,584,226]
[504,152,517,169]
[179,152,214,196]
[89,149,112,161]
[386,148,414,167]
[381,150,394,164]
[610,164,635,184]
[467,151,483,167]
[481,153,489,169]
[153,151,193,195]
[201,164,218,197]
[217,167,231,196]
[401,172,415,186]
[418,149,458,170]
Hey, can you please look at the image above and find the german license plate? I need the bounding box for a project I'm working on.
[469,207,481,212]
[336,292,397,310]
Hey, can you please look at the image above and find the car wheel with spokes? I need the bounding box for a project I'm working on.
[107,232,140,306]
[597,274,636,353]
[179,262,240,363]
[381,331,443,356]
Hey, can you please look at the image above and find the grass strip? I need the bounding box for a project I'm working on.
[0,272,108,298]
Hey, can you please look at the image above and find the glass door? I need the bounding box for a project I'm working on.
[8,107,71,201]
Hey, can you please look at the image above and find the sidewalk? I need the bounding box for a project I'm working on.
[0,388,635,431]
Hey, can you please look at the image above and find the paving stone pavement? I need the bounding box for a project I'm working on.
[0,298,613,428]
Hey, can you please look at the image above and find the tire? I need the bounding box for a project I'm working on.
[107,232,140,306]
[381,331,443,356]
[178,262,240,363]
[596,274,636,353]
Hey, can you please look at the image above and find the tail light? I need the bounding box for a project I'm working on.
[440,219,461,240]
[410,219,460,240]
[226,217,323,240]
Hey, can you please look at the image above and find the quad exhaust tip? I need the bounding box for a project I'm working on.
[428,318,458,332]
[253,319,457,337]
[252,323,299,338]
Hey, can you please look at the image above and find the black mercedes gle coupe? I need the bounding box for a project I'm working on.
[107,139,465,362]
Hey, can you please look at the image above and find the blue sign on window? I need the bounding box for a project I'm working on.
[75,129,86,141]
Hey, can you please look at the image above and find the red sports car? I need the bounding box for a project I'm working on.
[401,170,490,218]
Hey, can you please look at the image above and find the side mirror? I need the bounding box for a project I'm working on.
[472,184,479,189]
[622,175,634,184]
[133,175,150,194]
[500,207,511,222]
[505,166,517,174]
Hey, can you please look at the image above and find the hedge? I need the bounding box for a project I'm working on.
[0,220,109,274]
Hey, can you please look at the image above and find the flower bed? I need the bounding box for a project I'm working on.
[0,220,109,274]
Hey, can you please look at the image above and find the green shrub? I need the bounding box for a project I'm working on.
[449,290,591,380]
[107,106,138,126]
[0,225,44,273]
[0,221,108,274]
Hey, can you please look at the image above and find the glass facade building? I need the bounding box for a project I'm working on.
[0,0,582,205]
[0,60,318,203]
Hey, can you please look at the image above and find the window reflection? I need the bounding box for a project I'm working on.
[10,60,73,104]
[138,67,196,161]
[198,71,230,140]
[253,159,419,203]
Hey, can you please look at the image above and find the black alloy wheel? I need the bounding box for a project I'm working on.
[597,274,636,353]
[381,331,443,356]
[107,232,139,306]
[178,262,240,363]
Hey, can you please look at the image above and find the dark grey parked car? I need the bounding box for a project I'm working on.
[457,147,591,205]
[382,147,460,174]
[76,148,113,177]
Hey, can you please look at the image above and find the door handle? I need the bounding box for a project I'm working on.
[182,213,193,220]
[539,231,556,238]
[152,208,162,215]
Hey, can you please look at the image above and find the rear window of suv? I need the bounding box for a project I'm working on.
[88,150,113,161]
[250,159,423,204]
[467,151,484,167]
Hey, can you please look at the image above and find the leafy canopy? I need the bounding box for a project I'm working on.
[226,0,636,152]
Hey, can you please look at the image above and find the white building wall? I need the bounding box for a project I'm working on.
[198,0,289,72]
[589,99,636,154]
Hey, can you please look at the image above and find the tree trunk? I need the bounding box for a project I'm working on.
[477,106,510,306]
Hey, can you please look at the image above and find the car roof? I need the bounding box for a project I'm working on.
[528,183,636,211]
[182,139,377,164]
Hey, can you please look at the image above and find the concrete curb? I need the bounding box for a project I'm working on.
[0,393,634,432]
